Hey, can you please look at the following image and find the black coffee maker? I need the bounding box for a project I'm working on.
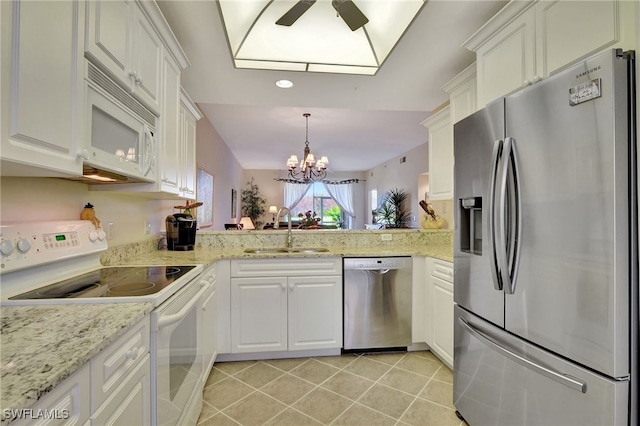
[166,213,197,251]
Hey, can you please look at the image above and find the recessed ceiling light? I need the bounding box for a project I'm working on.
[275,79,294,89]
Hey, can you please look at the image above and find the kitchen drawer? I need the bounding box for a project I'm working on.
[11,363,91,426]
[431,259,453,283]
[90,354,150,426]
[230,258,342,278]
[90,316,150,410]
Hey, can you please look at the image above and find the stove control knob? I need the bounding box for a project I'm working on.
[97,230,106,241]
[0,240,14,256]
[16,238,31,253]
[89,230,98,242]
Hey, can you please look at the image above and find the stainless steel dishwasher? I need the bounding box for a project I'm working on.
[343,257,412,350]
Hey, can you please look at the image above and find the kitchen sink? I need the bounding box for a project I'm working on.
[243,247,329,254]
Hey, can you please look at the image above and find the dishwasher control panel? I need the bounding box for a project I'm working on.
[343,257,410,270]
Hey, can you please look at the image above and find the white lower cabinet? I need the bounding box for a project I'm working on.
[89,355,151,426]
[12,316,150,426]
[10,364,91,426]
[229,258,342,355]
[231,276,288,353]
[426,258,454,369]
[288,276,343,351]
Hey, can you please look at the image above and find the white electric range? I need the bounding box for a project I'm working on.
[0,220,208,426]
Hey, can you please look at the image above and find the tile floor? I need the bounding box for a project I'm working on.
[197,351,465,426]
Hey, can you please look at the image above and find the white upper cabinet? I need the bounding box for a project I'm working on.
[86,0,162,114]
[158,54,182,195]
[178,90,201,199]
[422,106,453,201]
[1,0,84,177]
[466,2,538,107]
[536,0,634,76]
[442,63,477,125]
[465,0,637,106]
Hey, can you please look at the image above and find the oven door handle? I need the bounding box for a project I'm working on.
[157,283,209,330]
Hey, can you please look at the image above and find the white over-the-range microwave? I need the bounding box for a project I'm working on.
[80,62,157,184]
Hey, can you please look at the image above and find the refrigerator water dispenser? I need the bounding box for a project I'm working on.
[460,197,482,254]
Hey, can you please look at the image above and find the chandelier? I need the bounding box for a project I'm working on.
[286,113,329,182]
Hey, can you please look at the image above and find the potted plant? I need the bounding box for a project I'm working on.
[241,177,267,229]
[376,187,411,228]
[298,211,320,228]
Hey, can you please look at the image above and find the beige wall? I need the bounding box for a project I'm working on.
[0,177,165,246]
[167,114,244,231]
[366,142,429,228]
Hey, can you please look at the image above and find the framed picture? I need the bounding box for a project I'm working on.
[231,189,237,219]
[196,166,214,228]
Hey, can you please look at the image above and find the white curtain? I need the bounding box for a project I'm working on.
[323,182,355,217]
[284,182,311,210]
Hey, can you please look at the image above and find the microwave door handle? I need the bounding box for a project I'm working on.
[157,283,208,330]
[489,139,503,291]
[140,125,155,177]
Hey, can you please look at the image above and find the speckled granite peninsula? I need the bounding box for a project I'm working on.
[101,229,453,266]
[0,303,152,422]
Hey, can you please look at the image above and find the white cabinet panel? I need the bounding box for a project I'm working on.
[130,4,162,112]
[90,355,151,426]
[178,92,199,198]
[423,107,453,201]
[231,277,288,353]
[426,259,454,369]
[431,276,454,368]
[90,316,150,410]
[539,0,622,76]
[467,0,636,106]
[11,364,91,426]
[1,0,84,176]
[476,6,537,106]
[85,0,132,86]
[85,0,162,114]
[228,259,343,355]
[288,276,342,350]
[158,54,181,194]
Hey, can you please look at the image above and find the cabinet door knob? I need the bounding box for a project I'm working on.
[126,347,139,360]
[532,75,540,83]
[523,79,531,86]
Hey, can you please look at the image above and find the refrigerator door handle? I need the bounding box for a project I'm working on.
[496,138,511,292]
[489,139,503,291]
[458,317,588,393]
[503,137,522,295]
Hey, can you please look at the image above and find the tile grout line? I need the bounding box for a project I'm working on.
[200,351,452,426]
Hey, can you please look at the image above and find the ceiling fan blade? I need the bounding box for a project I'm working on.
[331,0,369,31]
[276,0,317,26]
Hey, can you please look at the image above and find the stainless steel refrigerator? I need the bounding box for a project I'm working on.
[453,49,637,425]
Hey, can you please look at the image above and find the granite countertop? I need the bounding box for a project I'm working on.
[0,303,153,421]
[105,245,453,267]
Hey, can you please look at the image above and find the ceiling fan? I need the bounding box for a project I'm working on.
[276,0,369,31]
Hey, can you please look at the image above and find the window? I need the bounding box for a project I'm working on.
[290,182,343,227]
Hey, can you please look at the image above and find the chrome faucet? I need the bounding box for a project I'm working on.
[273,207,293,248]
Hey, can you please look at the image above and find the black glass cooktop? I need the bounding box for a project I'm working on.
[9,266,197,300]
